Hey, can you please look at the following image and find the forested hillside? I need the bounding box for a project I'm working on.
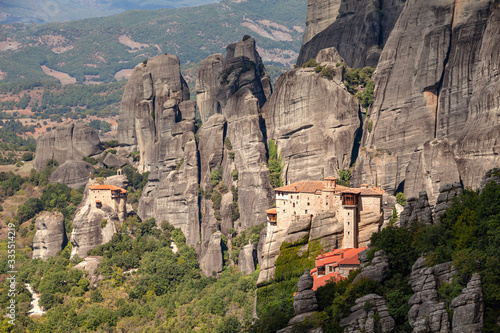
[0,0,306,85]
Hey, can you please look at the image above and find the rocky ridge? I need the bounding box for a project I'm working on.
[340,293,395,333]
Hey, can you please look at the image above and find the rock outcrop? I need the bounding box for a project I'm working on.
[238,242,256,275]
[340,294,395,333]
[434,182,463,221]
[32,212,65,260]
[408,257,456,333]
[102,153,127,169]
[73,256,102,288]
[355,0,500,195]
[277,269,322,333]
[399,191,433,228]
[298,0,405,68]
[451,273,484,333]
[70,179,127,258]
[480,168,500,190]
[353,250,389,284]
[48,160,95,189]
[201,231,223,276]
[262,49,360,182]
[34,123,102,171]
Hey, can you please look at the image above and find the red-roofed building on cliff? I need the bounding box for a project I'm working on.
[266,177,384,248]
[310,247,367,291]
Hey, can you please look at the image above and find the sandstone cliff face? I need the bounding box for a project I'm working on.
[262,49,361,183]
[70,180,127,258]
[200,231,223,276]
[298,0,405,68]
[32,212,65,260]
[196,53,223,123]
[355,0,500,197]
[451,273,484,333]
[302,0,341,45]
[34,123,102,171]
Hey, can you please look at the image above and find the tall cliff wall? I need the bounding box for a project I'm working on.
[354,0,500,203]
[262,48,360,182]
[297,0,405,68]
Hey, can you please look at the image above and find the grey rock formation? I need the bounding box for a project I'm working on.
[238,242,256,275]
[399,191,433,228]
[404,140,461,205]
[353,250,389,284]
[102,153,127,169]
[277,269,322,333]
[408,257,456,333]
[201,231,223,276]
[70,179,127,258]
[356,0,500,194]
[48,160,95,189]
[117,54,200,248]
[196,53,223,122]
[73,256,102,288]
[32,212,65,260]
[117,54,189,155]
[480,168,500,190]
[302,0,341,45]
[262,54,360,183]
[34,123,102,171]
[434,182,463,222]
[309,211,343,249]
[298,0,405,68]
[451,273,483,333]
[340,293,395,333]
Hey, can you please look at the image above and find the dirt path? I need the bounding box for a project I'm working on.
[25,283,45,316]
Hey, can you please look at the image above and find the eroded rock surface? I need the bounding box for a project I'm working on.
[262,51,360,182]
[408,257,456,333]
[399,191,433,228]
[434,182,463,222]
[340,294,395,333]
[238,243,256,275]
[201,231,223,276]
[34,123,102,171]
[451,273,483,333]
[48,160,95,189]
[356,0,500,195]
[32,212,65,260]
[298,0,405,68]
[353,250,389,284]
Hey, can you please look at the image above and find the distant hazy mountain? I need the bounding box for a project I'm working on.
[0,0,221,23]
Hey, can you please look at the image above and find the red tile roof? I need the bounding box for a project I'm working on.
[90,184,127,193]
[312,272,344,290]
[265,208,277,214]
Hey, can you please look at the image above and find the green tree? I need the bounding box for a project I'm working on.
[268,140,284,188]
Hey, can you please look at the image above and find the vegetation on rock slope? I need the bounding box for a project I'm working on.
[253,180,500,332]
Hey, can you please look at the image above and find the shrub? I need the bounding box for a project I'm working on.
[367,120,373,133]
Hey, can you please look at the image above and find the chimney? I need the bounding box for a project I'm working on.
[340,252,344,259]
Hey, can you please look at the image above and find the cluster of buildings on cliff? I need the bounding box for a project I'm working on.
[265,176,384,284]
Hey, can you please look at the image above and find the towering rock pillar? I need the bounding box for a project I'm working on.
[117,55,200,248]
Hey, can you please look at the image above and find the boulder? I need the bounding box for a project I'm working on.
[434,182,463,222]
[102,153,127,169]
[48,160,95,189]
[399,191,434,228]
[32,212,65,260]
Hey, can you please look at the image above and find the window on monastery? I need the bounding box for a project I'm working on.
[294,211,296,215]
[348,212,350,216]
[329,266,333,272]
[290,195,293,199]
[326,202,328,205]
[305,210,307,214]
[348,222,350,225]
[293,203,295,207]
[297,196,299,199]
[307,202,310,206]
[348,231,350,235]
